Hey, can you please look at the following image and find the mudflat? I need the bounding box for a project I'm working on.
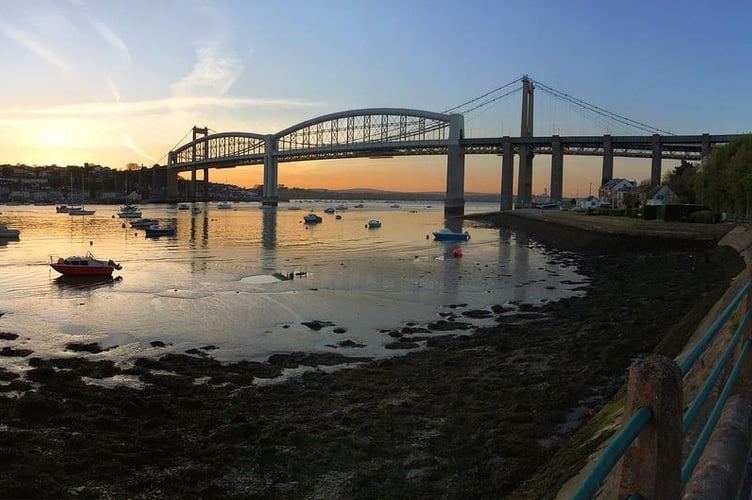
[0,212,743,499]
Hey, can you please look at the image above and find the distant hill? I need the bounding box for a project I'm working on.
[282,186,499,202]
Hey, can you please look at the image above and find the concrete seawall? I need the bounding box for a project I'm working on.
[517,213,752,498]
[681,224,752,499]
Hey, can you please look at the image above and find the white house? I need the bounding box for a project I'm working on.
[579,195,600,210]
[599,178,637,208]
[641,185,677,206]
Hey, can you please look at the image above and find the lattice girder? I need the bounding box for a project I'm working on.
[275,108,453,154]
[172,132,266,166]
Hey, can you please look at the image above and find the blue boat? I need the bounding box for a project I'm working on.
[303,213,323,224]
[323,207,335,214]
[432,228,470,241]
[145,225,176,237]
[367,219,381,228]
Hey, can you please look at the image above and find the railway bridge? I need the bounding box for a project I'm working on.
[167,77,740,215]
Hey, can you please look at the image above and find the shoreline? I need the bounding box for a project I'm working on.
[0,212,744,498]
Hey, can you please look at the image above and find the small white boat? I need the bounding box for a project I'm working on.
[335,204,348,210]
[366,219,381,228]
[217,201,232,209]
[287,205,302,211]
[117,204,142,218]
[390,204,400,209]
[0,224,20,238]
[69,208,96,216]
[69,173,94,215]
[303,213,323,224]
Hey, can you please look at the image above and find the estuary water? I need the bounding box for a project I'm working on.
[0,201,587,373]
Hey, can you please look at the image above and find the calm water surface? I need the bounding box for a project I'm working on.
[0,201,587,375]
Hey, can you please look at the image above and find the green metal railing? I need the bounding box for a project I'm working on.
[573,278,752,499]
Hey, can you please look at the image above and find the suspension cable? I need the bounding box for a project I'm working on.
[156,128,199,165]
[461,87,521,115]
[443,77,522,114]
[533,79,674,135]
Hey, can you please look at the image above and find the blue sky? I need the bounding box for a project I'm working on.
[0,0,749,195]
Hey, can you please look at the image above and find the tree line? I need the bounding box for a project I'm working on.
[663,134,752,215]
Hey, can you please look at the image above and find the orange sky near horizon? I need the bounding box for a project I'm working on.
[179,154,671,198]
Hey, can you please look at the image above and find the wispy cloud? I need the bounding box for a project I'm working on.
[0,20,72,73]
[23,95,319,117]
[107,78,121,102]
[87,16,131,62]
[172,45,243,96]
[122,133,157,163]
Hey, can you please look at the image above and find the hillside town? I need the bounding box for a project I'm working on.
[0,163,681,210]
[0,164,260,204]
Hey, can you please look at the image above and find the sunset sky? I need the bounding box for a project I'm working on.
[0,0,750,197]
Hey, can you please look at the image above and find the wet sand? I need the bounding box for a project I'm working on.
[0,212,744,499]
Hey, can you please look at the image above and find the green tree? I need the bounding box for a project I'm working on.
[697,134,752,213]
[662,160,699,203]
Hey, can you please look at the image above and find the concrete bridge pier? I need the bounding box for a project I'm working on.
[550,135,563,202]
[602,134,614,187]
[500,136,514,210]
[191,126,209,202]
[517,146,533,207]
[262,135,279,207]
[166,153,179,202]
[190,168,197,202]
[651,134,662,185]
[701,133,711,161]
[203,167,209,202]
[444,114,466,216]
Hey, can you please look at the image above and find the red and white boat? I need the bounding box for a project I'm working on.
[49,252,122,276]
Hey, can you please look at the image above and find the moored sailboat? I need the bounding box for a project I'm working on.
[69,172,95,216]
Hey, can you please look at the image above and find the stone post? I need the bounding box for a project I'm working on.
[616,355,682,499]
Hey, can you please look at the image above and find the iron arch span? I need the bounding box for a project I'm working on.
[168,108,466,215]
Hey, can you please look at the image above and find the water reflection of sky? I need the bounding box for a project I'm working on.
[0,202,587,368]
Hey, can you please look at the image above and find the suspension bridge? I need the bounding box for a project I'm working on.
[166,75,740,215]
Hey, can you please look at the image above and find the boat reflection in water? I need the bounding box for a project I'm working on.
[52,274,122,290]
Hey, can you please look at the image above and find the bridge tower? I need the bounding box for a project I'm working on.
[444,113,466,216]
[262,135,279,207]
[190,126,209,202]
[166,152,179,202]
[517,75,535,206]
